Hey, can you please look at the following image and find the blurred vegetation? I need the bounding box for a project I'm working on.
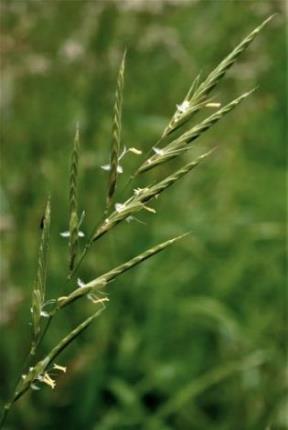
[0,1,286,429]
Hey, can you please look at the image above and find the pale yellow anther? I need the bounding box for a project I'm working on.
[42,372,56,389]
[128,147,142,155]
[89,296,109,305]
[53,363,67,373]
[206,102,221,108]
[143,205,156,214]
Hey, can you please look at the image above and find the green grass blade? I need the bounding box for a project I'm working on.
[155,351,268,419]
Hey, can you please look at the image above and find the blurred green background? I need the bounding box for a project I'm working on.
[0,1,286,429]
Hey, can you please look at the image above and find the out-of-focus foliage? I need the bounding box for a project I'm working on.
[0,0,286,429]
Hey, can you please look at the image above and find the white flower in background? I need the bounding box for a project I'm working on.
[27,54,50,75]
[60,39,84,62]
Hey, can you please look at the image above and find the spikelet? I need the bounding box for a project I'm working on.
[161,73,202,138]
[96,233,189,284]
[44,309,105,366]
[59,234,188,309]
[57,278,107,309]
[138,90,253,173]
[192,15,274,102]
[92,149,213,242]
[69,124,80,272]
[140,149,215,201]
[161,15,274,139]
[106,50,126,209]
[31,197,51,343]
[14,309,104,402]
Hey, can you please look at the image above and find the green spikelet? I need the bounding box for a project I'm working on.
[107,50,126,209]
[31,197,51,342]
[13,309,104,403]
[92,150,213,243]
[44,309,104,366]
[161,74,202,138]
[57,279,107,310]
[59,235,188,309]
[192,15,274,102]
[140,149,215,201]
[10,234,187,401]
[97,233,188,284]
[162,15,274,139]
[138,89,253,173]
[69,124,80,272]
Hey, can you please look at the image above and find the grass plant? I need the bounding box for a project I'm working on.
[0,15,273,428]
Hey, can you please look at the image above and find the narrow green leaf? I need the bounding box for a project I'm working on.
[155,351,268,419]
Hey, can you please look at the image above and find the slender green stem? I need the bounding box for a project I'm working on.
[69,241,91,280]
